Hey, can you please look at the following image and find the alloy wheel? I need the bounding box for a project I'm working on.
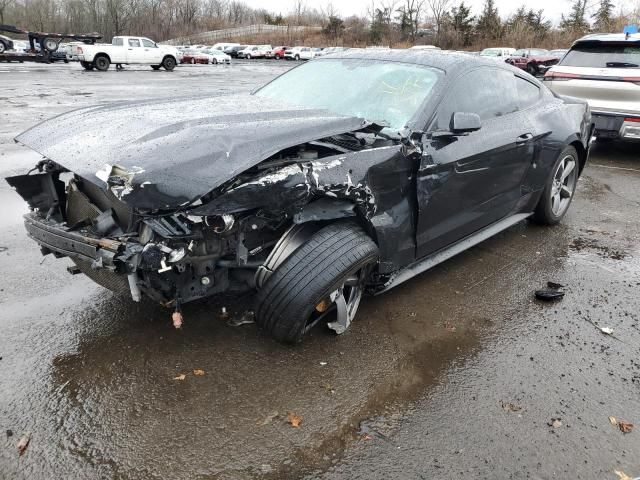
[305,268,367,335]
[550,154,577,217]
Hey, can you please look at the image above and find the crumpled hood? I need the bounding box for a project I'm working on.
[15,94,366,209]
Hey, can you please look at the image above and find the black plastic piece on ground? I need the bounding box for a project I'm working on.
[535,289,565,301]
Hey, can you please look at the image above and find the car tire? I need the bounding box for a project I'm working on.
[94,55,110,71]
[294,54,300,60]
[0,42,5,54]
[151,65,161,70]
[246,54,251,59]
[212,58,217,65]
[532,145,579,225]
[80,61,94,71]
[255,222,379,344]
[526,63,537,76]
[162,56,176,71]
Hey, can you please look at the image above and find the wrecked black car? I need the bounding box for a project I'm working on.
[7,50,592,342]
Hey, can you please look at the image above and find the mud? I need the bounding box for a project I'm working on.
[1,62,639,480]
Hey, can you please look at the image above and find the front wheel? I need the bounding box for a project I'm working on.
[255,222,379,343]
[526,63,537,76]
[246,54,251,59]
[212,58,217,64]
[532,145,579,225]
[162,56,176,71]
[294,54,300,60]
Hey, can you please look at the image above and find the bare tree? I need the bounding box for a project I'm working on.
[426,0,450,42]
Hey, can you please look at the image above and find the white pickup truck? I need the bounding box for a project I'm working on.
[71,36,179,71]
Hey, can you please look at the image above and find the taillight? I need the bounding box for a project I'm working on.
[77,46,83,54]
[543,71,580,81]
[624,117,640,123]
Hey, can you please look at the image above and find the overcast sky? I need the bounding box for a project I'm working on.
[240,0,636,26]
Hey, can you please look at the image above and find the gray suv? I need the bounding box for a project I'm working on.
[543,33,640,142]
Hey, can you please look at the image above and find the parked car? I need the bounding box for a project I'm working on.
[285,46,318,60]
[269,46,289,59]
[549,49,569,59]
[180,48,208,64]
[71,36,178,71]
[7,49,591,344]
[543,32,640,142]
[505,48,559,76]
[239,45,271,59]
[204,49,231,64]
[479,47,516,61]
[0,34,14,53]
[212,42,239,52]
[226,45,247,58]
[284,46,304,60]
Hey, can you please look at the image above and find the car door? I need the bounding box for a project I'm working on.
[141,38,163,63]
[126,38,144,63]
[415,67,537,258]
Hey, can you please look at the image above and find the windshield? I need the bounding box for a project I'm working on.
[255,58,442,131]
[480,49,502,57]
[560,43,640,68]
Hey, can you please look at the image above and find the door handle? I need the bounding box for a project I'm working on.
[516,133,534,144]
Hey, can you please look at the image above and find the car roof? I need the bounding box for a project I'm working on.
[572,33,640,46]
[326,48,519,75]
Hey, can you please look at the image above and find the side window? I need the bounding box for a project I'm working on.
[128,39,141,48]
[113,38,123,46]
[516,77,540,109]
[437,68,519,128]
[141,39,155,48]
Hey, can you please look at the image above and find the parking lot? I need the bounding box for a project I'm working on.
[1,61,639,479]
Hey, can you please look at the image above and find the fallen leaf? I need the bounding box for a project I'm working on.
[615,470,633,480]
[609,416,618,425]
[172,311,183,329]
[600,326,613,335]
[17,434,30,456]
[193,369,205,376]
[287,412,303,428]
[548,418,562,428]
[173,373,187,381]
[618,421,634,434]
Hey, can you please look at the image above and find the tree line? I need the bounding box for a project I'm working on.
[0,0,638,49]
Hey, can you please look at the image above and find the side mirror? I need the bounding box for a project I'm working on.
[450,112,481,133]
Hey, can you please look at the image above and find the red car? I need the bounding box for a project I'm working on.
[505,48,559,76]
[269,46,289,59]
[180,49,209,65]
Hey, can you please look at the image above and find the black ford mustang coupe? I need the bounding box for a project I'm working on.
[7,49,592,342]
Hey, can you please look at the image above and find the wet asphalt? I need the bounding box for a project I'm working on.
[0,61,639,480]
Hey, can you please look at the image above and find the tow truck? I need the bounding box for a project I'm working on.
[0,24,101,63]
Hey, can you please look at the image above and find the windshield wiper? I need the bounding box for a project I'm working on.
[606,62,639,68]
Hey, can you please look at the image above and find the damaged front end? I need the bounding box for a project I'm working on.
[7,126,397,312]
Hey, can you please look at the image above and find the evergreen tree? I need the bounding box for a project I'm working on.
[592,0,614,32]
[450,1,475,45]
[560,0,590,33]
[476,0,502,39]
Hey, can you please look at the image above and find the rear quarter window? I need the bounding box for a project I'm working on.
[560,42,640,68]
[516,77,540,109]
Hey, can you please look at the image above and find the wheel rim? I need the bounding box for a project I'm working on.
[304,268,366,335]
[550,155,577,217]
